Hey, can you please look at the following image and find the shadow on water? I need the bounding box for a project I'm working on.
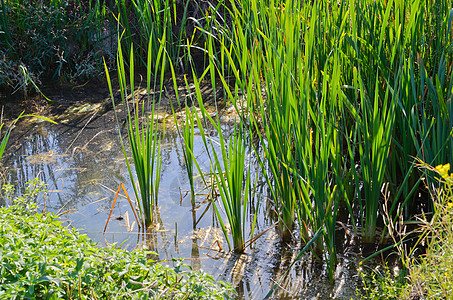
[1,99,361,299]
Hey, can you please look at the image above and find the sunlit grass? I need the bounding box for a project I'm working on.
[98,0,453,287]
[104,35,166,228]
[1,113,56,162]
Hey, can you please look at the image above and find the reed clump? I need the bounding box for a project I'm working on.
[166,0,453,282]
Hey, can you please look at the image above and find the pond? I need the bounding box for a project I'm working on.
[2,90,361,299]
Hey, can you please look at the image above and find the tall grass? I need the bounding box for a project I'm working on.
[111,0,192,71]
[3,0,453,292]
[104,35,166,228]
[0,119,15,162]
[191,69,257,253]
[181,104,196,205]
[209,124,254,253]
[185,0,453,275]
[165,28,259,252]
[167,71,198,207]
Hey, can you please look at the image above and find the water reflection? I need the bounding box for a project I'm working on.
[2,108,360,299]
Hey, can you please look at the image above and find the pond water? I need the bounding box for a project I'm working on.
[2,97,361,299]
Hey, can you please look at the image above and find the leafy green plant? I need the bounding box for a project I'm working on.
[1,0,110,93]
[407,163,453,299]
[0,0,11,46]
[0,185,235,299]
[2,177,47,211]
[359,263,409,300]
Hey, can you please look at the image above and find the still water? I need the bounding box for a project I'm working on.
[2,100,360,299]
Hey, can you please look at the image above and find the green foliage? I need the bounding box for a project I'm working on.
[104,36,166,228]
[406,164,453,299]
[172,60,257,253]
[2,177,47,211]
[1,113,56,163]
[4,0,453,293]
[0,182,234,300]
[1,0,109,93]
[207,124,254,253]
[359,264,409,300]
[359,164,453,299]
[174,0,453,285]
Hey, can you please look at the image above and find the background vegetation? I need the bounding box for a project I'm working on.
[0,0,111,95]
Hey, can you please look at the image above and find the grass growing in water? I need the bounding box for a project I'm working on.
[169,0,453,284]
[104,35,166,228]
[1,113,56,162]
[4,0,453,292]
[209,124,255,253]
[187,63,257,253]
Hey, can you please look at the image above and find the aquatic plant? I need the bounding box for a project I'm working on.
[209,124,254,253]
[189,0,453,278]
[102,0,453,288]
[201,0,348,279]
[104,36,166,228]
[167,74,198,207]
[0,120,13,162]
[181,104,197,205]
[190,70,257,253]
[360,162,453,298]
[166,75,199,230]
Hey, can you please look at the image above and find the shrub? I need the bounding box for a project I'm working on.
[0,0,111,94]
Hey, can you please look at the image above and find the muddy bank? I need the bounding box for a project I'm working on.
[1,72,227,124]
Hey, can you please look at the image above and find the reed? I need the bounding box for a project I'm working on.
[0,120,14,162]
[168,77,198,207]
[166,41,208,210]
[110,0,190,71]
[181,104,196,204]
[104,35,166,228]
[192,0,452,272]
[190,0,349,279]
[165,29,259,252]
[210,124,253,253]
